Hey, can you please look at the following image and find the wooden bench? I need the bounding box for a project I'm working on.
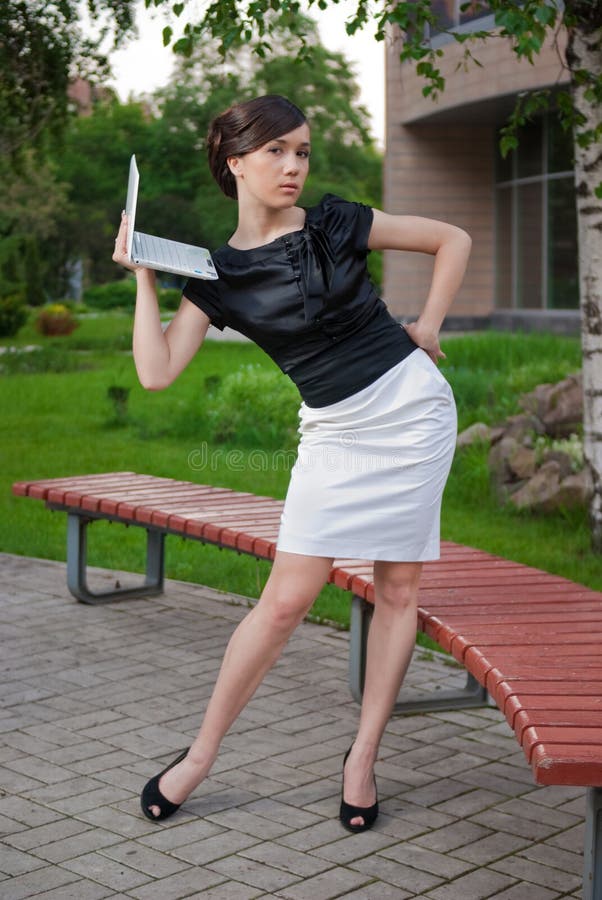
[12,471,602,899]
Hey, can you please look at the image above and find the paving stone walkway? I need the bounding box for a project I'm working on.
[0,552,586,899]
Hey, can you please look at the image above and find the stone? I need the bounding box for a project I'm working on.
[520,374,583,437]
[509,460,561,511]
[457,422,492,449]
[507,446,537,480]
[488,436,520,485]
[556,468,594,509]
[542,449,574,481]
[519,382,555,419]
[504,414,544,443]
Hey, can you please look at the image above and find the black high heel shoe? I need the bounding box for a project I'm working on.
[339,744,379,833]
[140,747,190,822]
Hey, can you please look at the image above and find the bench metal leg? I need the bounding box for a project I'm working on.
[349,594,489,713]
[349,592,372,704]
[585,787,602,900]
[66,513,165,604]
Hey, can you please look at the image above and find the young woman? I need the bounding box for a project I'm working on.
[113,94,471,832]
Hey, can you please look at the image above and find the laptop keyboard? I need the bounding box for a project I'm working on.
[134,231,215,276]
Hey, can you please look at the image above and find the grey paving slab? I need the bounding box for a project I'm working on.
[0,844,47,877]
[545,822,585,854]
[240,839,333,877]
[206,853,303,891]
[490,854,582,893]
[340,884,412,900]
[190,882,263,899]
[276,865,374,899]
[169,829,262,866]
[350,853,444,895]
[486,885,560,900]
[0,553,588,900]
[519,840,583,875]
[61,850,153,890]
[4,817,92,852]
[30,881,116,900]
[412,820,492,853]
[126,866,227,899]
[308,829,399,865]
[424,866,517,899]
[0,865,82,900]
[0,796,65,828]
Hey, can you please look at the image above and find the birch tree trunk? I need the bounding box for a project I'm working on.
[567,15,602,551]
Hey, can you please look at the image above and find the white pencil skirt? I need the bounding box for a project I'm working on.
[276,349,457,562]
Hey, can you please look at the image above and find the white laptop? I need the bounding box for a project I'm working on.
[125,155,218,280]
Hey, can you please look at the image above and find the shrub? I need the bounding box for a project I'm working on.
[534,432,584,472]
[0,346,93,375]
[160,288,182,311]
[209,365,300,448]
[107,384,131,427]
[83,279,182,311]
[0,293,28,338]
[83,280,136,310]
[35,303,79,336]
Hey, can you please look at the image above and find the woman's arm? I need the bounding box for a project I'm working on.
[112,212,211,390]
[368,209,472,363]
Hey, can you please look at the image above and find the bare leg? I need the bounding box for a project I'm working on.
[148,551,333,816]
[343,560,422,826]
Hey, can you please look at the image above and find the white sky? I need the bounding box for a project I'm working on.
[106,1,385,146]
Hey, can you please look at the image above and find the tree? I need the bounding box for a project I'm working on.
[0,152,69,302]
[146,0,602,550]
[0,0,137,296]
[52,100,153,285]
[0,0,137,158]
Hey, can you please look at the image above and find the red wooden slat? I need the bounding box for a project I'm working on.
[146,508,282,529]
[19,472,136,501]
[432,619,602,646]
[514,710,602,743]
[426,608,602,627]
[490,677,602,708]
[235,531,277,552]
[531,743,602,785]
[252,537,276,559]
[506,695,602,731]
[524,726,602,762]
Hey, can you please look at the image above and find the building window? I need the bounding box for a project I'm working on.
[495,113,578,310]
[427,2,495,44]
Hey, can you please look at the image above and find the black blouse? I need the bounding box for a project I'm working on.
[183,194,417,407]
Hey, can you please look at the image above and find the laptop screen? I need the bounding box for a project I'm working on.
[125,155,139,261]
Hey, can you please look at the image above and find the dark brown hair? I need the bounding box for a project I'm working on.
[207,94,307,199]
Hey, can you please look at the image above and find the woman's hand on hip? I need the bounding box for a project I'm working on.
[403,320,446,366]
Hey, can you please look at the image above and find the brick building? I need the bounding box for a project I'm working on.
[383,7,579,332]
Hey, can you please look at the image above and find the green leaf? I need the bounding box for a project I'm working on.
[535,5,556,27]
[162,25,173,47]
[595,183,602,200]
[173,35,193,56]
[500,134,518,158]
[172,3,184,16]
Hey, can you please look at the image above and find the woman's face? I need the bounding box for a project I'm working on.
[228,122,311,207]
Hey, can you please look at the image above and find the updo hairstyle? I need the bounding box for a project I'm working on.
[207,94,307,199]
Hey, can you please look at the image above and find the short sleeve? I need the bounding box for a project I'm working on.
[182,277,226,331]
[313,194,374,256]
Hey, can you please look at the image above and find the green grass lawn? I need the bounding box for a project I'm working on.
[1,313,598,634]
